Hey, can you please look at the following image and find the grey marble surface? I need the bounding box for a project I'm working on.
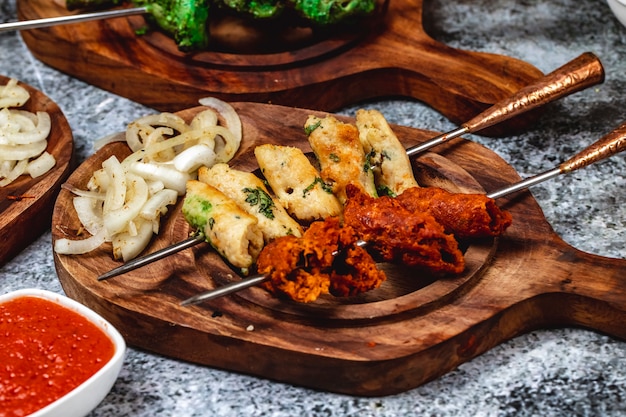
[1,0,626,416]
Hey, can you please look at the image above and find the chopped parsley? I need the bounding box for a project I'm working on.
[303,177,333,196]
[304,120,322,135]
[243,187,275,219]
[377,185,396,197]
[329,153,340,163]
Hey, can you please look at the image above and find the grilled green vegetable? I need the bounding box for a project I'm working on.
[65,0,378,51]
[134,0,210,50]
[292,0,376,25]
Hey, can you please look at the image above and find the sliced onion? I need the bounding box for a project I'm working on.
[190,108,218,130]
[146,179,165,195]
[112,219,154,262]
[0,79,29,108]
[54,228,108,255]
[128,161,191,195]
[140,188,178,221]
[73,196,104,236]
[0,139,47,160]
[103,173,149,236]
[198,97,242,162]
[198,97,242,143]
[0,159,28,187]
[87,168,110,192]
[62,183,106,200]
[94,131,125,150]
[0,111,51,145]
[172,143,216,173]
[27,151,56,178]
[102,156,126,213]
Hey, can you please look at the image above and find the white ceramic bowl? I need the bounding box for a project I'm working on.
[608,0,626,28]
[0,288,126,417]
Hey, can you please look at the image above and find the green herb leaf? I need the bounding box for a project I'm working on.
[243,187,275,219]
[303,177,333,196]
[304,120,322,135]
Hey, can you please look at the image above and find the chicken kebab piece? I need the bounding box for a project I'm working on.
[65,0,378,50]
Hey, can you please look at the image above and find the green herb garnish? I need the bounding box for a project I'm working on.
[303,177,333,196]
[304,120,322,135]
[243,187,275,219]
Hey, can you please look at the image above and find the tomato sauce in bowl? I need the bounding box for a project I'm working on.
[0,290,125,417]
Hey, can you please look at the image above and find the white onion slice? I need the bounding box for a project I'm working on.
[112,219,154,262]
[102,156,126,213]
[0,111,51,145]
[0,159,28,187]
[0,139,47,161]
[27,151,56,178]
[0,79,29,108]
[198,97,242,162]
[172,143,217,173]
[128,161,191,195]
[94,131,125,150]
[55,102,243,261]
[54,228,108,255]
[140,188,178,221]
[73,196,104,236]
[190,108,218,130]
[103,173,149,236]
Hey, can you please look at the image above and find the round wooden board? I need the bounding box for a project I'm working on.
[18,0,546,135]
[52,103,626,396]
[0,75,74,267]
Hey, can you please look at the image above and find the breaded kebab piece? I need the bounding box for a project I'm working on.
[182,180,264,269]
[355,109,419,196]
[198,163,303,241]
[305,114,377,203]
[254,144,342,222]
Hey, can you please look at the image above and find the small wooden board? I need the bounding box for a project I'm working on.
[0,75,74,267]
[51,103,626,396]
[18,0,545,134]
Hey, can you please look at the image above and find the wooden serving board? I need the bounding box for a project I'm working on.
[52,103,626,396]
[18,0,545,135]
[0,75,74,267]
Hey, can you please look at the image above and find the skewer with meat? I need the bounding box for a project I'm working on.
[395,186,512,239]
[256,217,385,302]
[342,184,466,275]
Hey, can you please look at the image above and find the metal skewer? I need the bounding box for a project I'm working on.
[180,121,626,306]
[0,7,147,32]
[97,235,203,281]
[95,53,605,283]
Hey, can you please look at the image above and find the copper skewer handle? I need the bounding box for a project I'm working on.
[561,121,626,172]
[406,52,605,156]
[464,52,605,133]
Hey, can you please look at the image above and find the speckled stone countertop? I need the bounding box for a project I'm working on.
[1,0,626,416]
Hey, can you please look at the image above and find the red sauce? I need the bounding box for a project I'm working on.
[0,296,115,417]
